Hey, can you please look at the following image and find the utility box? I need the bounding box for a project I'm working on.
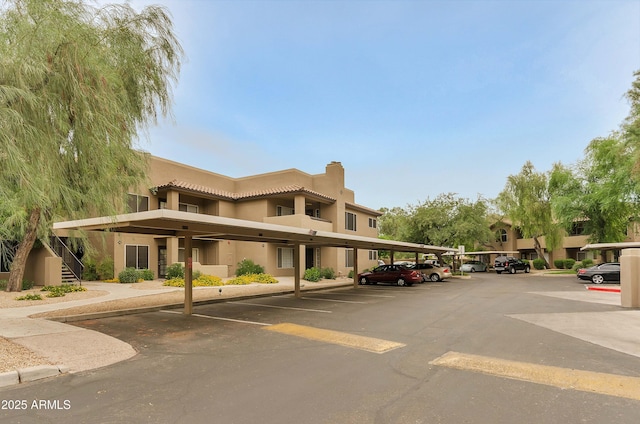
[620,248,640,308]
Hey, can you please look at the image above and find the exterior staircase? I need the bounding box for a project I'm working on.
[45,236,84,285]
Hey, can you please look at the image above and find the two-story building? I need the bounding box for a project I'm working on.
[15,155,384,284]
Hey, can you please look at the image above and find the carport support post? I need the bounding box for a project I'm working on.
[620,248,640,308]
[294,243,301,298]
[353,247,359,288]
[184,235,193,315]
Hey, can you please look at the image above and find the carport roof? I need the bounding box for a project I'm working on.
[53,209,455,254]
[581,242,640,251]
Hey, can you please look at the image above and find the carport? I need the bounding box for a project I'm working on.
[54,209,455,315]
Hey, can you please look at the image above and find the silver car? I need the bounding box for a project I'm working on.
[460,261,488,273]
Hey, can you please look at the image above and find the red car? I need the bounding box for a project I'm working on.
[357,264,422,287]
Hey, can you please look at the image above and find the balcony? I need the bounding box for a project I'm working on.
[263,214,333,232]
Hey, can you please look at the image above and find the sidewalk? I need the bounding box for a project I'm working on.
[0,277,353,388]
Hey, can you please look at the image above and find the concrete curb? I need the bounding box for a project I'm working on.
[0,365,68,387]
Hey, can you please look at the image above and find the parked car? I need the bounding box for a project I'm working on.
[357,264,422,286]
[494,256,530,274]
[460,261,488,273]
[576,263,621,284]
[407,263,452,282]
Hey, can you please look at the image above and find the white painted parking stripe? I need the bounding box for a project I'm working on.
[229,301,332,313]
[161,310,271,326]
[318,292,395,298]
[301,297,368,304]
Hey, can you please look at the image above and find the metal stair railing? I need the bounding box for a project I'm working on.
[49,235,84,284]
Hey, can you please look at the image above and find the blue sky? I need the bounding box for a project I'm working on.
[127,0,640,210]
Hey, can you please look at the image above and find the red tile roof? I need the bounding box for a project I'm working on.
[155,180,336,202]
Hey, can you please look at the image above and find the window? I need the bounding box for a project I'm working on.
[345,212,357,231]
[125,245,149,269]
[496,229,508,243]
[127,194,149,213]
[277,247,294,268]
[178,248,200,263]
[570,222,586,236]
[345,249,354,267]
[277,205,294,216]
[369,250,378,260]
[179,203,199,213]
[368,218,377,229]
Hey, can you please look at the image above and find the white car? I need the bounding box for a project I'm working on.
[460,261,488,273]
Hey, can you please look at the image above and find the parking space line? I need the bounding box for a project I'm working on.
[160,310,271,326]
[317,292,395,298]
[430,351,640,401]
[301,297,367,304]
[229,301,332,313]
[265,323,406,354]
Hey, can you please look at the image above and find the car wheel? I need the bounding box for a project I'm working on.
[397,278,406,287]
[430,273,440,282]
[470,268,476,273]
[591,274,605,284]
[359,277,368,285]
[524,266,530,273]
[496,271,502,274]
[509,267,516,274]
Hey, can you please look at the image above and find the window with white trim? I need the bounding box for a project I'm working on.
[369,250,378,260]
[125,245,149,269]
[345,249,354,267]
[277,205,294,216]
[127,194,149,212]
[368,218,377,229]
[345,212,357,231]
[179,203,199,213]
[277,247,294,268]
[178,248,200,263]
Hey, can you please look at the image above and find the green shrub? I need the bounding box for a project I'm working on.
[16,293,42,301]
[82,258,100,280]
[582,258,594,267]
[236,259,264,276]
[118,267,140,284]
[321,267,336,279]
[138,269,154,280]
[0,279,35,290]
[162,274,224,287]
[226,273,278,285]
[348,270,354,279]
[563,258,576,270]
[97,257,114,280]
[553,259,565,269]
[304,267,322,282]
[41,284,87,298]
[532,258,546,270]
[166,263,184,279]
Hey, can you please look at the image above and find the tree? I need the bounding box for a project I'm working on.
[378,195,493,264]
[550,136,639,261]
[405,193,493,249]
[0,0,183,291]
[497,162,561,269]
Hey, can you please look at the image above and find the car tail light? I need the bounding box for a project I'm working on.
[578,269,585,274]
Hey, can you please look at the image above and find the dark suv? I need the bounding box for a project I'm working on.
[494,256,530,274]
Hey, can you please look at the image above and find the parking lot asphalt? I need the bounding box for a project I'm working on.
[0,273,638,389]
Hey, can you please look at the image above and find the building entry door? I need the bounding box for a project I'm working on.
[158,247,167,278]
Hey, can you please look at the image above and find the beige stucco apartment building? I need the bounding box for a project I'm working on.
[9,155,382,285]
[482,220,640,265]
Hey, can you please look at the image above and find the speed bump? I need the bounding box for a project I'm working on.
[265,323,405,354]
[430,351,640,401]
